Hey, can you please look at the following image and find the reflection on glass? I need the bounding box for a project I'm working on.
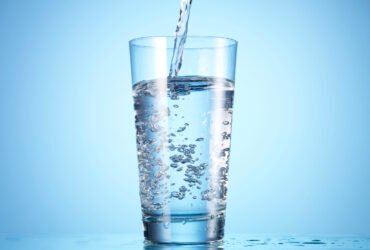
[1,235,370,250]
[144,241,224,250]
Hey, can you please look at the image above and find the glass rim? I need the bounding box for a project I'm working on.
[129,36,238,49]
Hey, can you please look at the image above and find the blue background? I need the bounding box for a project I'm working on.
[1,0,370,235]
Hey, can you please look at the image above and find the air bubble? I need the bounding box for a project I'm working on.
[199,163,208,170]
[169,144,176,151]
[171,191,179,198]
[177,192,185,200]
[177,126,186,132]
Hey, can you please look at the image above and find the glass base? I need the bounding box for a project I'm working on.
[143,212,225,245]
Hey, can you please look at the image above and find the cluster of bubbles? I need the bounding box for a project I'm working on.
[133,77,234,212]
[133,80,170,211]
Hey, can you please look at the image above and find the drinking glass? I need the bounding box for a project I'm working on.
[129,36,237,244]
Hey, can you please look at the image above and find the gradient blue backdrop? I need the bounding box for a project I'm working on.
[0,0,369,235]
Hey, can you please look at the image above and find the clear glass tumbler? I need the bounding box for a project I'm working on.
[129,36,237,244]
